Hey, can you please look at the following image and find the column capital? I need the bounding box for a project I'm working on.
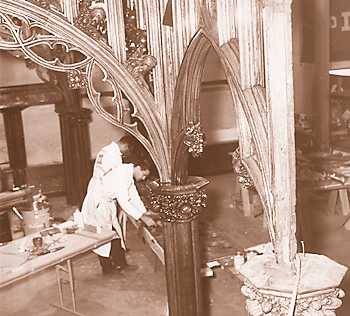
[150,176,209,223]
[55,106,92,121]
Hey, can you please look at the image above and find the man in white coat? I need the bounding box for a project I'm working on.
[81,138,151,274]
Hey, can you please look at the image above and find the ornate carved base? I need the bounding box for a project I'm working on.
[241,282,345,316]
[238,253,347,316]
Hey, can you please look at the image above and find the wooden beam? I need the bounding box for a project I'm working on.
[0,83,62,109]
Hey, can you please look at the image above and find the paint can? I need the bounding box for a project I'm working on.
[22,207,50,235]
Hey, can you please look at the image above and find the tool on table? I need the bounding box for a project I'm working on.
[12,206,23,220]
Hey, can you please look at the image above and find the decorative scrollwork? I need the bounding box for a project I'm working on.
[151,186,207,223]
[0,11,151,148]
[0,2,170,181]
[241,282,345,316]
[184,121,206,158]
[28,0,62,12]
[123,5,155,92]
[124,5,147,58]
[230,147,255,189]
[74,0,107,42]
[0,13,92,71]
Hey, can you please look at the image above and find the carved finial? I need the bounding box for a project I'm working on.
[184,122,206,158]
[125,47,157,90]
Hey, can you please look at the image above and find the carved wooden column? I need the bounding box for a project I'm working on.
[55,68,90,205]
[238,1,348,315]
[1,106,27,186]
[151,176,208,316]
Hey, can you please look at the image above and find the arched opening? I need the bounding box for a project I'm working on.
[181,45,269,314]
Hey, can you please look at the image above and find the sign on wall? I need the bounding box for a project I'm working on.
[331,0,350,62]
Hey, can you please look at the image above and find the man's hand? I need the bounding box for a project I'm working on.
[144,210,160,219]
[140,212,156,227]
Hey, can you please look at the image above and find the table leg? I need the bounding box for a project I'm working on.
[55,265,64,306]
[52,260,86,316]
[67,259,77,312]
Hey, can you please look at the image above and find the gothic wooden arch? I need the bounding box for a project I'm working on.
[171,28,277,245]
[0,0,171,182]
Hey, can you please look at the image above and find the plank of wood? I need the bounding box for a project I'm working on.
[339,189,350,215]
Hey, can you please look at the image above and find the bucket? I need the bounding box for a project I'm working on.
[0,212,12,242]
[22,207,50,235]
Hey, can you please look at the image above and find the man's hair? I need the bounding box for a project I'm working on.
[134,158,152,172]
[119,135,148,159]
[124,153,154,174]
[120,134,156,175]
[118,135,139,156]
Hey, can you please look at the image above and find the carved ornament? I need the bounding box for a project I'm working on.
[124,6,147,58]
[28,0,62,11]
[125,47,157,91]
[74,0,107,41]
[151,189,207,223]
[241,282,345,316]
[150,177,209,223]
[123,5,156,91]
[67,69,87,89]
[183,122,206,158]
[230,147,255,189]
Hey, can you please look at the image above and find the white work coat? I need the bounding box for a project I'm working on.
[93,141,123,177]
[81,163,146,257]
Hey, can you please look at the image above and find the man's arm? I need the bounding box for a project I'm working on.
[114,184,146,220]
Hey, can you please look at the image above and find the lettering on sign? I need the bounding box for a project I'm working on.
[331,12,350,31]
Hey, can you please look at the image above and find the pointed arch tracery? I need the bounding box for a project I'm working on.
[0,0,170,182]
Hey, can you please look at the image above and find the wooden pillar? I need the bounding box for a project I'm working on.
[313,0,330,152]
[1,106,27,186]
[0,83,63,189]
[263,0,297,265]
[56,107,92,205]
[151,176,208,316]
